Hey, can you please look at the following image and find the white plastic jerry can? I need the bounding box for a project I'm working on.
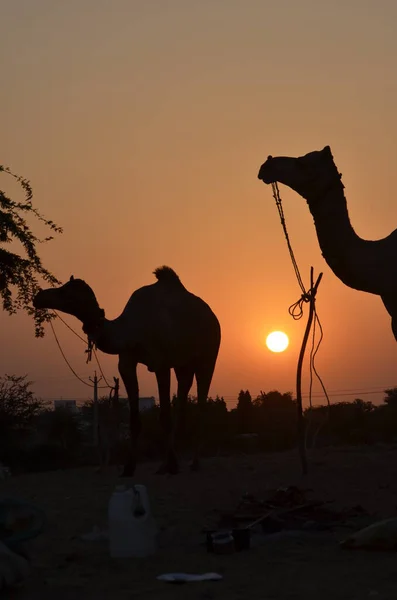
[108,484,157,558]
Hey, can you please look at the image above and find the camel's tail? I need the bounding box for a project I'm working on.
[153,266,183,286]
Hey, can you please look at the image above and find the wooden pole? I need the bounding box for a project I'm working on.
[296,267,323,475]
[89,370,102,449]
[112,376,120,443]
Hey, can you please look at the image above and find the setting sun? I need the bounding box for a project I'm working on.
[266,331,289,353]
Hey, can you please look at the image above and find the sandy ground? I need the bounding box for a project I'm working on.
[3,445,397,600]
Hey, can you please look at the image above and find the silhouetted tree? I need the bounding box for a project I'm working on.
[208,395,228,412]
[236,389,254,433]
[383,388,397,409]
[352,398,374,424]
[0,166,62,336]
[254,390,295,412]
[253,390,297,449]
[352,398,374,412]
[0,374,44,450]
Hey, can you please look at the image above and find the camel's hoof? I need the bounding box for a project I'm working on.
[190,458,200,472]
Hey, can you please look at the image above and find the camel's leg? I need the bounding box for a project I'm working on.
[174,365,195,443]
[155,368,178,475]
[118,355,140,477]
[191,356,218,472]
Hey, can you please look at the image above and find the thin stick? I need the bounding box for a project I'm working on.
[296,267,323,475]
[245,501,324,530]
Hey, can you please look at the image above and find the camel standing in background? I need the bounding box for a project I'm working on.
[258,145,397,341]
[33,266,221,476]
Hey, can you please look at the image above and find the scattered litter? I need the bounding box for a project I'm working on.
[210,531,235,554]
[80,526,108,542]
[205,486,372,550]
[205,485,397,555]
[206,527,251,553]
[340,517,397,551]
[157,572,222,584]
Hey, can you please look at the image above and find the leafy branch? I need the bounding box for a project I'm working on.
[0,166,63,336]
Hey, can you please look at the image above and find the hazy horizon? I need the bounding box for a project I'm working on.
[2,0,397,409]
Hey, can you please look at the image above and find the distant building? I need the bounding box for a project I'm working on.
[54,399,78,413]
[139,396,156,412]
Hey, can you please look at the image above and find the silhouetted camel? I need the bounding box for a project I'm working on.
[258,146,397,342]
[33,266,221,476]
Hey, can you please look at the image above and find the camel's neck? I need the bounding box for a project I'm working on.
[308,185,358,264]
[80,307,126,354]
[71,298,122,355]
[88,315,143,358]
[86,316,125,356]
[306,184,370,291]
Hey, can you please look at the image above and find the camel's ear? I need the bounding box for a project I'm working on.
[70,275,74,281]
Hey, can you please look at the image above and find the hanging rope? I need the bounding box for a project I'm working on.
[49,320,94,388]
[307,310,331,448]
[270,181,332,472]
[53,311,86,343]
[271,182,329,408]
[49,312,111,389]
[53,311,97,364]
[85,339,94,364]
[272,182,306,295]
[309,312,330,409]
[93,348,112,388]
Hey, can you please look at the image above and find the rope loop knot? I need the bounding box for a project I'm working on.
[289,289,315,320]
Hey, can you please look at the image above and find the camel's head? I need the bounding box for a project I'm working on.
[257,146,343,201]
[33,276,104,329]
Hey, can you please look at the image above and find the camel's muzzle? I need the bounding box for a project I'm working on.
[257,155,275,184]
[33,289,55,309]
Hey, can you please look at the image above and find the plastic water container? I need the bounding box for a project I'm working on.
[108,484,157,558]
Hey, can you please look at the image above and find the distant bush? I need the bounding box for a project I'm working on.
[4,376,397,473]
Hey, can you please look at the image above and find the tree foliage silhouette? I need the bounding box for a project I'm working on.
[383,388,397,408]
[236,389,254,433]
[0,165,62,336]
[0,374,44,440]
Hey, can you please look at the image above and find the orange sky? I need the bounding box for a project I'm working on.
[2,0,397,408]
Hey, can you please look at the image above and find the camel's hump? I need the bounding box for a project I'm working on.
[153,266,182,284]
